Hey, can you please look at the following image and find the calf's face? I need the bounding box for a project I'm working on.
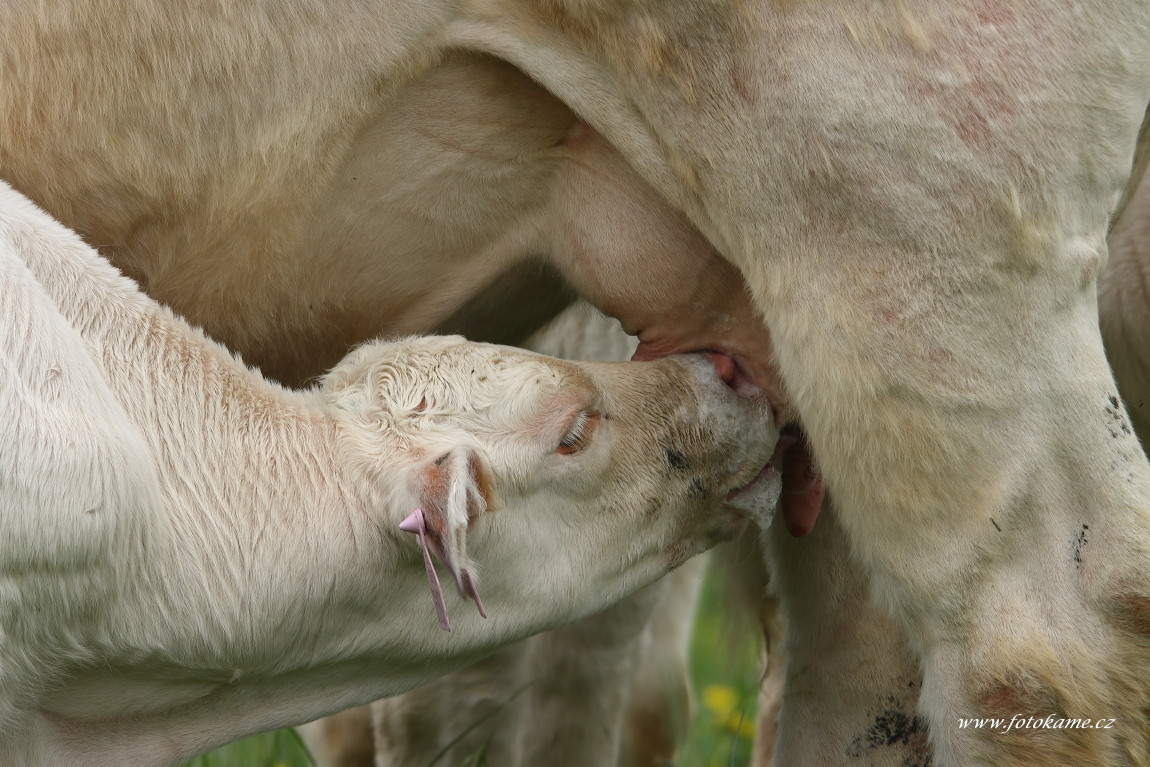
[322,336,778,637]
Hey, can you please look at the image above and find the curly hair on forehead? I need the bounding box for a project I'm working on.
[321,336,569,437]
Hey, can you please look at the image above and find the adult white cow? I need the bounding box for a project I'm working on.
[4,1,1150,765]
[0,181,778,766]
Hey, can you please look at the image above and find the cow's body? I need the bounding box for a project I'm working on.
[0,34,742,386]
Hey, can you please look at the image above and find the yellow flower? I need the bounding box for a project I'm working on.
[703,684,739,716]
[701,684,756,739]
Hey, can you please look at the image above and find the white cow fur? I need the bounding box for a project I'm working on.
[751,158,1150,767]
[5,2,1150,765]
[0,182,779,767]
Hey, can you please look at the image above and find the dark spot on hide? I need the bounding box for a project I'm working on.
[846,692,932,766]
[688,479,707,499]
[865,710,927,750]
[1072,524,1088,569]
[1105,395,1133,438]
[665,448,688,472]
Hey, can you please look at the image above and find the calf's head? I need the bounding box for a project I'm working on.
[321,335,778,637]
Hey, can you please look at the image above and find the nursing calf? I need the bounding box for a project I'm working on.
[0,182,778,767]
[363,306,713,767]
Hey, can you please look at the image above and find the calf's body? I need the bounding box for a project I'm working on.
[0,182,777,766]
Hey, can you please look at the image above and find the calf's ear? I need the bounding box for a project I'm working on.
[400,446,493,630]
[418,445,494,536]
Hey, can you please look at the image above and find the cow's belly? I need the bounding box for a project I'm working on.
[5,51,582,385]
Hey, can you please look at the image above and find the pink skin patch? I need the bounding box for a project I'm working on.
[399,509,452,631]
[775,428,824,538]
[399,508,487,631]
[706,351,738,386]
[461,570,486,619]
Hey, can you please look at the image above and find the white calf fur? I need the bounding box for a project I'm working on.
[367,306,707,767]
[0,182,779,767]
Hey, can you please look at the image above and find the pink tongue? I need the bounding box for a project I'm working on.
[780,440,823,537]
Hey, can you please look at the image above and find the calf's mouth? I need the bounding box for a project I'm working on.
[703,352,825,537]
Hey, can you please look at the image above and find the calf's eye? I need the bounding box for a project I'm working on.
[558,410,599,455]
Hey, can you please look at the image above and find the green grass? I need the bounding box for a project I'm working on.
[179,727,315,767]
[180,561,764,767]
[676,563,762,767]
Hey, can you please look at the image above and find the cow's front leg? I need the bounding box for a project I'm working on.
[767,186,1150,767]
[750,65,1150,767]
[677,5,1150,765]
[687,5,1150,763]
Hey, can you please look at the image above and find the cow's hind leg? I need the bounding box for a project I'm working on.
[763,501,928,767]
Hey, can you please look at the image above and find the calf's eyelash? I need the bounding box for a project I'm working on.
[558,411,597,454]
